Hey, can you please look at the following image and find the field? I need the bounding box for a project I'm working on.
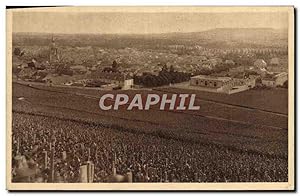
[11,82,288,182]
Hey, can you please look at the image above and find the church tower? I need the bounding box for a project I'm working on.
[49,35,59,64]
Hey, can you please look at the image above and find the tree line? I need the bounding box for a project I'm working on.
[134,65,190,87]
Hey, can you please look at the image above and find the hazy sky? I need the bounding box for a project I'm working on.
[12,11,288,34]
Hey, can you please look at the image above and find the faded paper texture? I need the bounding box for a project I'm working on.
[6,6,294,190]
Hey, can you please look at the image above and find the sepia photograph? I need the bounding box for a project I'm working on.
[6,6,294,190]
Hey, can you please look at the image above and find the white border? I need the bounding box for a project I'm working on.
[1,1,299,195]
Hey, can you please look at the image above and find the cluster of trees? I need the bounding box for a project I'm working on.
[14,46,51,62]
[194,61,237,76]
[13,47,24,57]
[55,62,73,76]
[102,60,119,73]
[282,80,288,88]
[134,65,190,87]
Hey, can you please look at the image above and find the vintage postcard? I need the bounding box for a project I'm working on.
[6,6,294,190]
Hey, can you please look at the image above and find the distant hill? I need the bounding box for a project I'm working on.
[157,28,288,47]
[13,28,288,49]
[162,28,287,39]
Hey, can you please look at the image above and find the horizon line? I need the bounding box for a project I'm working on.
[12,27,287,36]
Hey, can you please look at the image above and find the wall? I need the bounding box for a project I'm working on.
[228,85,250,94]
[262,80,275,87]
[275,74,288,86]
[190,78,224,88]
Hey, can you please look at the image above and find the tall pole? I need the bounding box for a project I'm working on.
[88,148,91,162]
[50,130,56,182]
[50,141,55,182]
[43,151,48,169]
[16,137,20,155]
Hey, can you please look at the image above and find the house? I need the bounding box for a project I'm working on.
[254,59,267,69]
[91,70,134,90]
[198,56,208,62]
[270,58,280,66]
[32,70,48,82]
[225,60,235,66]
[229,66,245,74]
[208,58,222,66]
[12,56,25,68]
[267,58,287,72]
[12,56,27,74]
[42,74,88,85]
[70,65,87,74]
[42,74,72,85]
[17,68,37,80]
[262,72,288,87]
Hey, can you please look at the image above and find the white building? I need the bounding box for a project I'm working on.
[190,75,232,92]
[190,74,257,94]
